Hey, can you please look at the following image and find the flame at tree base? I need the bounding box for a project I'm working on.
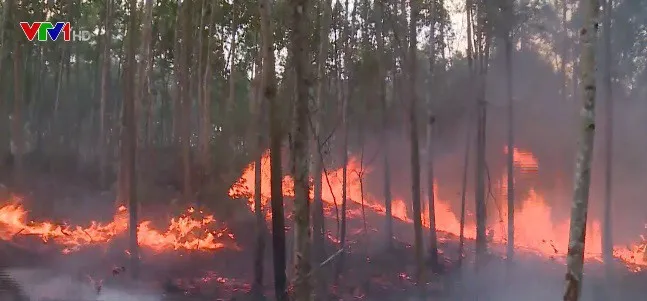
[229,148,647,271]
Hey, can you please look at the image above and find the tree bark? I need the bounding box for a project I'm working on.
[458,119,471,266]
[290,0,313,298]
[0,0,14,167]
[503,0,515,264]
[408,0,425,289]
[375,0,393,250]
[199,0,214,180]
[124,0,140,279]
[179,0,193,203]
[563,0,599,299]
[252,47,266,298]
[98,0,113,188]
[139,0,154,148]
[425,0,439,268]
[312,0,332,298]
[259,0,287,298]
[601,0,613,268]
[12,37,24,186]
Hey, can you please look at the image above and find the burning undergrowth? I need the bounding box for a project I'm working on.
[1,145,647,300]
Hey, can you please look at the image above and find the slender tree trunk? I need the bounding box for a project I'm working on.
[337,0,353,278]
[0,0,13,166]
[139,0,154,149]
[252,49,266,298]
[227,2,238,116]
[312,1,331,298]
[563,0,599,299]
[124,0,140,279]
[375,0,393,250]
[560,0,568,102]
[180,0,193,203]
[601,0,613,268]
[290,0,312,298]
[425,0,439,268]
[259,0,287,298]
[473,0,488,267]
[12,39,24,186]
[458,120,471,266]
[199,0,214,179]
[504,0,515,264]
[408,0,425,290]
[98,0,113,188]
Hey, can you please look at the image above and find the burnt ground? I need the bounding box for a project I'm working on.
[1,169,647,301]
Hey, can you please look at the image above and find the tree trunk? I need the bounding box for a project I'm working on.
[139,0,154,149]
[336,0,353,278]
[98,0,113,188]
[124,0,140,280]
[312,0,331,298]
[259,0,287,298]
[560,0,568,102]
[425,0,439,268]
[408,0,425,289]
[179,0,193,203]
[601,0,613,268]
[12,38,24,186]
[375,0,393,250]
[252,48,266,297]
[503,0,515,264]
[563,0,599,300]
[473,0,488,267]
[0,0,13,167]
[290,0,312,298]
[199,0,214,180]
[226,2,238,117]
[458,120,471,266]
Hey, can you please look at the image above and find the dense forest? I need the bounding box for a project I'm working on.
[0,0,647,300]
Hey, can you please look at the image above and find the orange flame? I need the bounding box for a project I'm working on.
[0,196,236,254]
[230,148,647,271]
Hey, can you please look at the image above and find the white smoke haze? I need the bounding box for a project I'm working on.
[8,268,163,301]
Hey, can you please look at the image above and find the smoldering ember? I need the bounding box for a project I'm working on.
[0,0,646,300]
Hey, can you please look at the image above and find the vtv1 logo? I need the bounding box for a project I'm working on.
[20,22,92,42]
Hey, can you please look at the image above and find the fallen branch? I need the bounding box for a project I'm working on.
[307,247,345,278]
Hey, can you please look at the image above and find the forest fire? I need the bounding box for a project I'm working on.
[229,147,647,271]
[0,197,236,254]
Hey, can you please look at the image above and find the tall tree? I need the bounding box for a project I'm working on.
[503,0,515,263]
[375,0,393,250]
[98,0,113,188]
[290,0,313,298]
[563,0,600,299]
[12,23,24,186]
[312,0,332,298]
[560,0,568,103]
[139,0,154,147]
[473,0,489,266]
[408,0,425,289]
[601,0,614,268]
[124,0,140,279]
[179,0,192,203]
[251,45,266,298]
[425,0,439,268]
[259,0,287,298]
[0,0,14,168]
[198,0,214,182]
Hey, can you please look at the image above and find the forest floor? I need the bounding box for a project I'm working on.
[1,168,647,301]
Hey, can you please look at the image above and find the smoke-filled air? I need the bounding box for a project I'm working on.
[0,0,646,300]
